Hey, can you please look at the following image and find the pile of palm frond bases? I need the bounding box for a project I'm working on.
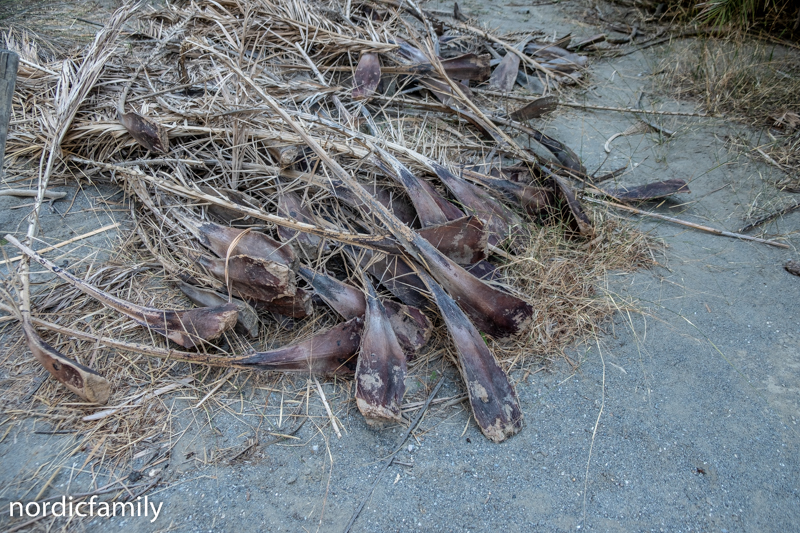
[2,0,678,443]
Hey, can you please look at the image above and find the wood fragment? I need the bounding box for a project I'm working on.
[266,144,300,167]
[569,33,606,50]
[314,376,342,438]
[589,199,790,248]
[0,189,66,200]
[0,50,18,175]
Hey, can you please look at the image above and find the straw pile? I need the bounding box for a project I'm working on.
[1,0,654,452]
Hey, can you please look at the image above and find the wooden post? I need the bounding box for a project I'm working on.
[0,50,19,176]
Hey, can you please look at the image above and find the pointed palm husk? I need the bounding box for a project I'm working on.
[196,254,311,318]
[510,95,558,120]
[420,271,523,442]
[601,179,690,202]
[430,162,524,248]
[382,299,432,355]
[276,191,326,256]
[352,52,381,99]
[7,235,238,348]
[21,320,112,404]
[8,296,111,403]
[488,50,520,92]
[118,111,169,153]
[460,167,553,217]
[299,266,366,319]
[528,128,587,177]
[376,148,463,226]
[355,279,407,425]
[178,282,259,338]
[192,219,296,267]
[548,174,595,237]
[348,247,429,310]
[298,266,432,354]
[417,216,487,265]
[236,317,363,374]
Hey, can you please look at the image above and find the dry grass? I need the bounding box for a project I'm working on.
[663,37,800,191]
[664,38,800,122]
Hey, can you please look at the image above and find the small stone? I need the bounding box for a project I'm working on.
[286,474,298,485]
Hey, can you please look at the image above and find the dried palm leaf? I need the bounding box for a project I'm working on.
[7,235,238,348]
[355,279,407,425]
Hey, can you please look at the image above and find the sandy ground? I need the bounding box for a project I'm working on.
[1,1,799,532]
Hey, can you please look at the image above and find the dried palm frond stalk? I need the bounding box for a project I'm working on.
[1,0,657,445]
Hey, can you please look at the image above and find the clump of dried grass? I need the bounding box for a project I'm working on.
[489,210,656,368]
[663,37,800,184]
[664,38,800,122]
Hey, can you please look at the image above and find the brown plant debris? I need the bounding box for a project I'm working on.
[0,0,654,449]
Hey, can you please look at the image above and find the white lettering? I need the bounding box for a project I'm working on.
[25,502,40,517]
[149,500,163,523]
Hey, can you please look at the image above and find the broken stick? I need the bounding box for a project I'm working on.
[590,199,789,249]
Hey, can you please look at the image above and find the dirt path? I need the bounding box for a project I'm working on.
[1,1,798,532]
